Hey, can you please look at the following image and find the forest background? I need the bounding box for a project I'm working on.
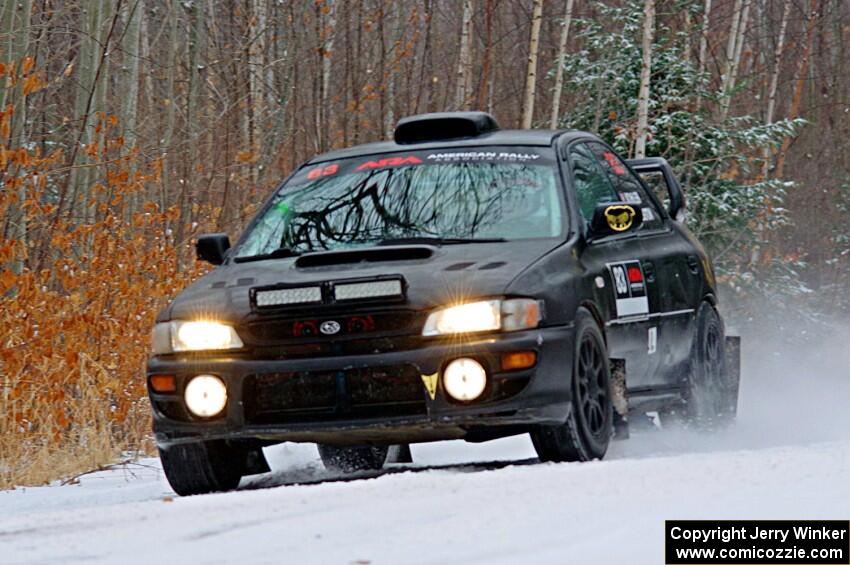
[0,0,846,488]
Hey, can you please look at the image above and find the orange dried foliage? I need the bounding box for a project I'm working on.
[0,73,209,489]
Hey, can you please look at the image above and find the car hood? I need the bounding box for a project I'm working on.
[163,240,563,322]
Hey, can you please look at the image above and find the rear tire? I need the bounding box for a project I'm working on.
[159,440,244,496]
[318,444,389,473]
[531,309,613,462]
[683,302,736,428]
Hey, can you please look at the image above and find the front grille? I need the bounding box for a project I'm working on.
[251,336,425,359]
[243,365,427,424]
[242,309,426,358]
[243,311,423,343]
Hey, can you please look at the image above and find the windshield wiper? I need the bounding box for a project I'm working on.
[377,236,506,246]
[233,247,301,263]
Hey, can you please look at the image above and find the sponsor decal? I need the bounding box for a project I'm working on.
[604,204,637,232]
[356,156,423,170]
[641,206,654,221]
[602,151,627,175]
[608,260,649,318]
[622,191,642,204]
[306,164,339,180]
[426,151,541,162]
[420,372,438,400]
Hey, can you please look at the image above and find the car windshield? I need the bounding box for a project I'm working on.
[234,147,565,258]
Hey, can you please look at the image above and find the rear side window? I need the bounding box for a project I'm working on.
[586,142,664,231]
[568,143,619,221]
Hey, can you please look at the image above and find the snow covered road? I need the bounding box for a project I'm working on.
[3,436,850,565]
[3,325,850,564]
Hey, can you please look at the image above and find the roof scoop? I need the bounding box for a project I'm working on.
[393,112,500,144]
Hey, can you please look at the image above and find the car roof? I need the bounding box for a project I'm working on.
[304,129,597,165]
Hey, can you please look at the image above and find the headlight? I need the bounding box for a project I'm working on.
[151,320,244,354]
[422,299,541,336]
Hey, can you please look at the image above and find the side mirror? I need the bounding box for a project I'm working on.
[588,203,643,240]
[626,157,687,223]
[196,233,231,265]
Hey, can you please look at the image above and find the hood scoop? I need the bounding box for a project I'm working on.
[295,245,435,269]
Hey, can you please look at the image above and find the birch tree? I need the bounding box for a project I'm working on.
[719,0,752,121]
[549,0,575,129]
[762,0,792,179]
[454,0,473,110]
[634,0,654,158]
[695,0,712,111]
[520,0,544,129]
[319,0,336,150]
[249,0,268,162]
[122,0,143,217]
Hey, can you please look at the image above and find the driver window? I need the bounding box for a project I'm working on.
[568,143,619,221]
[587,142,664,231]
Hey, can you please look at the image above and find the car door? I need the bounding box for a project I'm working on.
[565,140,698,389]
[563,141,656,388]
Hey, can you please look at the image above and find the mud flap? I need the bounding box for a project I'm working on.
[243,447,272,476]
[387,444,413,464]
[725,335,741,417]
[610,358,629,439]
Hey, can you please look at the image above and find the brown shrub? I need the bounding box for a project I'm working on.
[0,88,208,489]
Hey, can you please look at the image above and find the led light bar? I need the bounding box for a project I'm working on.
[255,286,322,307]
[333,279,403,301]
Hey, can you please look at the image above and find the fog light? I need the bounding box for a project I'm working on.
[443,358,487,401]
[184,374,227,417]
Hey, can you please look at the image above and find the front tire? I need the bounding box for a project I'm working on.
[159,440,244,496]
[318,444,389,473]
[531,309,613,462]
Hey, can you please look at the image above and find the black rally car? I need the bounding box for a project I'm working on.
[147,112,740,495]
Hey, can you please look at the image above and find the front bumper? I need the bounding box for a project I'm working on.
[147,325,574,447]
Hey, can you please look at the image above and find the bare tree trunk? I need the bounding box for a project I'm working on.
[0,0,15,113]
[177,0,205,270]
[378,1,387,136]
[249,0,268,173]
[319,0,336,150]
[160,0,178,214]
[695,0,712,112]
[8,0,31,274]
[384,1,402,138]
[762,0,791,179]
[520,0,544,129]
[122,0,143,218]
[719,0,751,121]
[454,0,473,110]
[549,0,575,128]
[775,0,819,179]
[635,0,654,158]
[260,2,292,176]
[70,0,104,225]
[721,0,744,91]
[476,0,493,111]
